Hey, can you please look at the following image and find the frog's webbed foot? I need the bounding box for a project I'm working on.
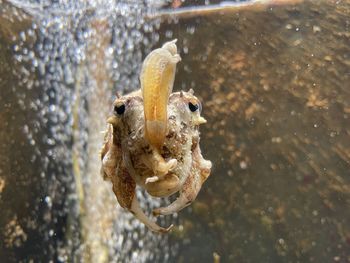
[151,148,177,177]
[153,146,212,216]
[145,158,177,184]
[111,166,173,233]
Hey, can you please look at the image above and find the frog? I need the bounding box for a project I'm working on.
[100,39,212,233]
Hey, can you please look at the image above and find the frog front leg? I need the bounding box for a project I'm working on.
[142,146,178,184]
[152,145,212,216]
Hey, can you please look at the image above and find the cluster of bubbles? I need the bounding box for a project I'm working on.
[4,0,176,261]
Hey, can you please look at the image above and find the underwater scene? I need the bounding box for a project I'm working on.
[0,0,349,262]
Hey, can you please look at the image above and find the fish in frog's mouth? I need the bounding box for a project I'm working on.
[140,39,181,182]
[141,39,181,150]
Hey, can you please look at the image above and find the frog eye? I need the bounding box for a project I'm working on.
[114,103,125,115]
[188,102,198,112]
[188,100,202,112]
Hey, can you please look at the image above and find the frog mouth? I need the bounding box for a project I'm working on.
[141,39,181,149]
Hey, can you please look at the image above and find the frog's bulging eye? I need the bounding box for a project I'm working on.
[114,104,125,115]
[188,102,199,112]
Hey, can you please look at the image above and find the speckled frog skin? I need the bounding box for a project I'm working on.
[100,40,212,233]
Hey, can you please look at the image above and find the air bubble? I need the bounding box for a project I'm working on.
[165,30,173,38]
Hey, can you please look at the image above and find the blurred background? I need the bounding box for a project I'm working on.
[0,0,349,262]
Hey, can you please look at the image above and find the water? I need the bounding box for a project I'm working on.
[1,0,350,262]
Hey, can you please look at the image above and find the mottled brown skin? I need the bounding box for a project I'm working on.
[100,90,212,232]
